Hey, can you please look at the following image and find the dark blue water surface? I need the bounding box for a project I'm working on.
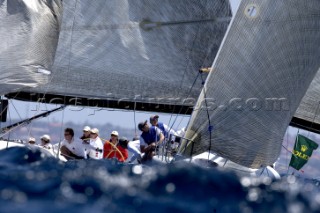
[0,147,319,213]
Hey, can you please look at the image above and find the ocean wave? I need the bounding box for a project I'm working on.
[0,147,319,213]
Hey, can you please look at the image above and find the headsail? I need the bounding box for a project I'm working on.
[0,0,62,94]
[5,0,231,113]
[182,0,320,168]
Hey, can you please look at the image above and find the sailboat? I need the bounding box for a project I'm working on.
[1,0,319,179]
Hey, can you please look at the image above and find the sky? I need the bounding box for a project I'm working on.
[8,98,320,178]
[229,0,241,15]
[7,99,190,130]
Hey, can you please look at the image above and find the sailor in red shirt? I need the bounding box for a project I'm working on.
[103,131,128,162]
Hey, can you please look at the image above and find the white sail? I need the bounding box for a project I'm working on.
[0,0,62,94]
[11,0,231,109]
[182,0,320,168]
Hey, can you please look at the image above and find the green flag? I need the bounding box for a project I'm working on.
[289,134,318,170]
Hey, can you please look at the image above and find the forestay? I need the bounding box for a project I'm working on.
[182,0,320,168]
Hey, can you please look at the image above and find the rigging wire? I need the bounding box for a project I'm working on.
[165,2,229,156]
[165,31,218,159]
[200,72,213,163]
[173,2,232,162]
[307,101,320,139]
[167,72,201,133]
[20,0,78,147]
[0,96,3,130]
[175,116,185,131]
[9,99,23,122]
[282,143,295,154]
[66,0,79,91]
[6,106,12,148]
[8,99,34,141]
[166,14,205,129]
[27,103,35,138]
[168,9,217,123]
[285,129,289,174]
[4,0,65,140]
[19,0,66,138]
[133,101,137,137]
[56,102,66,158]
[285,128,299,175]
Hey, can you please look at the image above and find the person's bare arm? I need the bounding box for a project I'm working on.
[157,132,164,145]
[140,145,146,153]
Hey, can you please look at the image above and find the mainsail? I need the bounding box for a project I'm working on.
[182,0,320,168]
[4,0,231,113]
[0,0,62,94]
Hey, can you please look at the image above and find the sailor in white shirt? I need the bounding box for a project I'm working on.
[40,134,53,150]
[80,126,92,158]
[60,128,87,160]
[118,137,142,163]
[88,128,104,159]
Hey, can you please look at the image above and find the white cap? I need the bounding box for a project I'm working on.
[90,128,99,134]
[40,134,51,141]
[83,126,91,131]
[111,131,119,136]
[29,137,35,142]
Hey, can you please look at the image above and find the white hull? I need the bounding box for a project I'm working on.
[0,140,280,179]
[0,140,25,149]
[0,140,67,162]
[154,151,280,179]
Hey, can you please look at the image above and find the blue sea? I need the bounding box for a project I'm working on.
[0,147,319,213]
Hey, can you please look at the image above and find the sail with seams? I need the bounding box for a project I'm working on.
[181,0,320,168]
[4,0,231,113]
[0,0,62,94]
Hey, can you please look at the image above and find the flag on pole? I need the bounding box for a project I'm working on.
[289,134,318,170]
